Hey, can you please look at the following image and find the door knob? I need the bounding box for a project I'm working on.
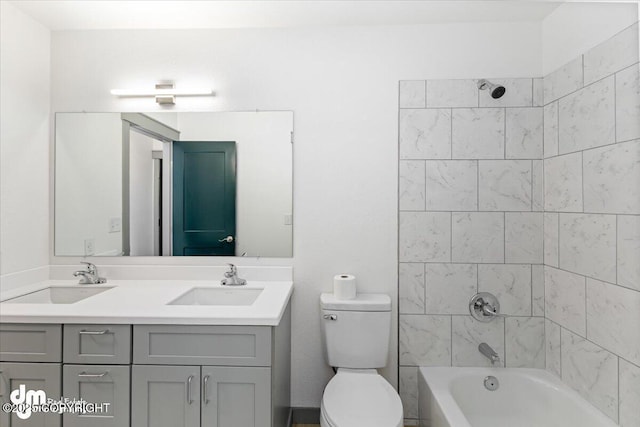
[218,236,234,243]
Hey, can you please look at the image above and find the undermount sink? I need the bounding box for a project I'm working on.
[3,286,114,304]
[168,287,263,306]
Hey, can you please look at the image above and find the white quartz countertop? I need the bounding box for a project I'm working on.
[0,280,293,326]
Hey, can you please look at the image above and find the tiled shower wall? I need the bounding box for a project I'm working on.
[542,22,640,426]
[397,77,546,422]
[397,21,640,426]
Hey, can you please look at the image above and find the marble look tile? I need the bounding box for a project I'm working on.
[400,109,451,159]
[400,212,451,262]
[618,215,640,291]
[478,160,532,211]
[452,316,504,367]
[399,366,419,419]
[583,23,639,86]
[478,264,531,316]
[545,319,561,377]
[584,139,640,214]
[479,78,533,108]
[452,212,504,263]
[399,315,452,366]
[587,278,640,366]
[532,160,543,211]
[545,266,586,336]
[544,56,583,104]
[543,101,559,158]
[619,359,640,427]
[400,80,426,108]
[505,108,543,159]
[505,212,543,264]
[559,213,616,283]
[425,160,477,211]
[544,213,559,267]
[426,79,478,108]
[452,108,505,159]
[532,78,544,107]
[559,76,615,154]
[400,160,426,211]
[616,64,640,142]
[544,152,583,212]
[561,328,618,422]
[532,265,544,316]
[425,263,477,315]
[399,263,425,314]
[505,317,545,368]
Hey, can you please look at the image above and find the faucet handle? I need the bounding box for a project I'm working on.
[226,263,237,274]
[80,261,97,272]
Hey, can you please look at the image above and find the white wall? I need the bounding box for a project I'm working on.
[0,2,50,291]
[55,114,123,256]
[50,22,539,407]
[177,112,293,257]
[542,2,638,75]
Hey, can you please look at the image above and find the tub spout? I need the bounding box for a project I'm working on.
[479,342,501,366]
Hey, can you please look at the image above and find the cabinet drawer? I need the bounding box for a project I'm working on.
[63,364,130,427]
[0,324,62,362]
[64,325,131,364]
[133,325,271,366]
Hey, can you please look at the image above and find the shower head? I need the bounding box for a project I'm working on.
[477,79,506,99]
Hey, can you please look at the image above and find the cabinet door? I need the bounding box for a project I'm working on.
[0,362,61,427]
[131,365,200,427]
[201,366,271,427]
[62,364,130,427]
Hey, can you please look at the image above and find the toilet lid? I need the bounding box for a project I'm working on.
[322,370,403,427]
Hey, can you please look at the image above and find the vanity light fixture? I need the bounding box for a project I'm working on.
[110,82,213,105]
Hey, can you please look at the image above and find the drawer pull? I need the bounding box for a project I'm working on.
[202,375,210,404]
[79,329,109,335]
[78,372,108,378]
[187,375,194,404]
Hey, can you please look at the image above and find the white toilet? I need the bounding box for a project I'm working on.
[319,292,403,427]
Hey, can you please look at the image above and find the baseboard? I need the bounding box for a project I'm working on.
[291,407,320,424]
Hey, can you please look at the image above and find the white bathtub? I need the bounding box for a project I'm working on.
[418,367,617,427]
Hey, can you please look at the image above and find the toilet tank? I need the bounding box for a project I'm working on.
[320,293,391,369]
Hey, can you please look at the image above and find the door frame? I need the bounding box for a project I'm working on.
[120,113,180,256]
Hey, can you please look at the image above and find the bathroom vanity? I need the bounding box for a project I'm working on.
[0,281,293,427]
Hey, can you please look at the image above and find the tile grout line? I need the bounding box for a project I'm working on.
[581,151,585,213]
[614,71,617,144]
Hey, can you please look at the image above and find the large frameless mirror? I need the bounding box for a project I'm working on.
[55,111,293,257]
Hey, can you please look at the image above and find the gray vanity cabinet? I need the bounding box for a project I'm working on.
[201,366,271,427]
[132,365,271,427]
[131,365,201,427]
[0,324,62,427]
[61,324,132,427]
[0,362,61,427]
[62,365,130,427]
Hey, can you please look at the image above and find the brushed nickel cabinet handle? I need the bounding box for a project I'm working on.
[202,375,210,404]
[187,375,194,404]
[79,329,109,335]
[78,372,108,378]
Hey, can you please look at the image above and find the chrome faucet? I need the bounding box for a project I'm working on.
[73,261,107,284]
[221,263,246,286]
[479,343,501,366]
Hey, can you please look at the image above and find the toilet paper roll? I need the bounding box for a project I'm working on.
[333,274,357,300]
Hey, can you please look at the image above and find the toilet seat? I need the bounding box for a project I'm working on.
[321,369,403,427]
